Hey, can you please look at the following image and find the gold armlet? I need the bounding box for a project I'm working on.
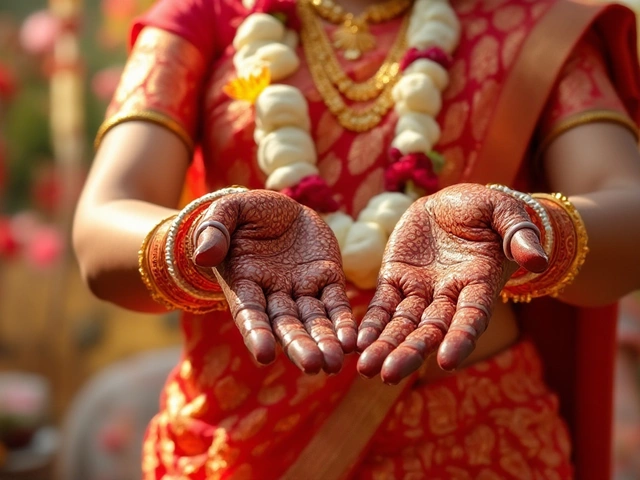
[539,110,639,154]
[95,110,194,153]
[500,192,589,303]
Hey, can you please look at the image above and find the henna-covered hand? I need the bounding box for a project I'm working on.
[357,183,548,384]
[192,190,357,375]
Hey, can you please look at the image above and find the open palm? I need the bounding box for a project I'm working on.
[193,190,357,375]
[357,183,548,384]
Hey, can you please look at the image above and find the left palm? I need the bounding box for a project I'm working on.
[356,183,548,384]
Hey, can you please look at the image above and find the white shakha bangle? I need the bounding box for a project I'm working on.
[487,184,554,256]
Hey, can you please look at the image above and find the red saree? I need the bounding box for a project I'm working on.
[101,0,640,478]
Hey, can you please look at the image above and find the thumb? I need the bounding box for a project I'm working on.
[492,196,549,274]
[509,228,548,273]
[192,196,240,267]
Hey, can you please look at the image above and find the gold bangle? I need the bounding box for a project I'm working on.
[500,192,589,303]
[95,110,194,153]
[138,216,179,311]
[539,109,639,154]
[139,215,227,314]
[533,192,589,294]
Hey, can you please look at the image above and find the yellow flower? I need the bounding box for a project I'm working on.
[223,65,271,104]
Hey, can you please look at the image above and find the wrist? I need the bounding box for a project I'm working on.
[138,186,247,313]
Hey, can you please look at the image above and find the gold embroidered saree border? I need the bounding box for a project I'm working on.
[470,1,608,185]
[281,376,410,480]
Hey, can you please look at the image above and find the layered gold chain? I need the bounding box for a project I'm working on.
[310,0,412,60]
[310,0,412,24]
[299,0,408,131]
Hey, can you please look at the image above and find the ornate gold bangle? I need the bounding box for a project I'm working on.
[139,215,225,314]
[538,109,639,154]
[95,110,194,153]
[138,216,180,311]
[500,192,589,303]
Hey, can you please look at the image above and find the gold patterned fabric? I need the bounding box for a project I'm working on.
[96,27,206,151]
[356,340,573,479]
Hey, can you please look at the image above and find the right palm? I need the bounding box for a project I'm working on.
[193,190,357,375]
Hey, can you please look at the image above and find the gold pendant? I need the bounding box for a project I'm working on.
[331,14,376,60]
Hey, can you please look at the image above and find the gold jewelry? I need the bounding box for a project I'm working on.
[138,216,180,311]
[310,0,412,60]
[95,110,194,153]
[301,0,404,102]
[299,0,409,131]
[500,192,589,303]
[538,109,639,154]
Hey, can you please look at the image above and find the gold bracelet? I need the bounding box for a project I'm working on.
[500,192,589,303]
[138,216,179,311]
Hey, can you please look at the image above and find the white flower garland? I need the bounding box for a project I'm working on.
[232,0,460,289]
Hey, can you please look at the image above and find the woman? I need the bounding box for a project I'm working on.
[73,0,640,478]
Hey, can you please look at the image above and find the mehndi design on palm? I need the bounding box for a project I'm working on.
[192,190,357,375]
[357,183,549,384]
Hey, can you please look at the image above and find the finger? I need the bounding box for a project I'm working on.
[321,283,357,354]
[380,297,456,384]
[510,228,548,273]
[357,283,402,352]
[229,280,275,365]
[437,284,493,371]
[192,196,241,267]
[357,295,427,379]
[268,292,323,375]
[492,199,548,274]
[297,296,343,374]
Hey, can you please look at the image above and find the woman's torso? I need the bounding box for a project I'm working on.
[155,0,556,475]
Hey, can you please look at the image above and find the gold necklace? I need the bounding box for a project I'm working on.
[300,0,404,102]
[310,0,412,60]
[300,0,409,131]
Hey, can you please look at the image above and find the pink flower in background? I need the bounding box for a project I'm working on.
[24,225,63,269]
[19,10,60,56]
[1,213,64,268]
[9,211,41,245]
[91,66,123,101]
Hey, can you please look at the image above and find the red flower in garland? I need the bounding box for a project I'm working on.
[399,46,453,72]
[384,152,439,194]
[251,0,300,30]
[281,174,340,213]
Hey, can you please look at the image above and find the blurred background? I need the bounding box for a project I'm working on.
[0,0,183,478]
[0,0,638,479]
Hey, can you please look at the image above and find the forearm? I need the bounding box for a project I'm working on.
[557,186,640,306]
[73,199,179,313]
